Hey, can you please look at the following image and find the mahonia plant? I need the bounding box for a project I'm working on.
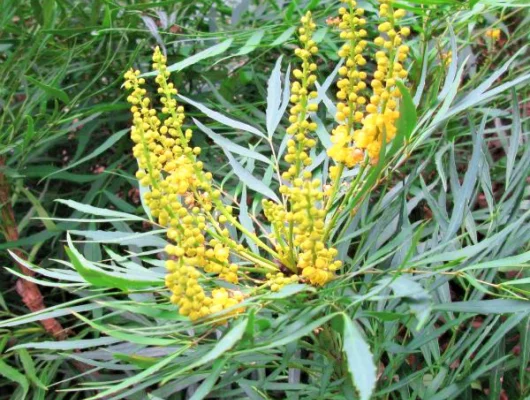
[124,0,411,322]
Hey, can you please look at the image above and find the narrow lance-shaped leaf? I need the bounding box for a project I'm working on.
[142,39,234,77]
[266,56,284,138]
[194,118,271,165]
[0,359,29,398]
[342,314,377,400]
[44,128,129,179]
[179,94,266,139]
[506,89,521,188]
[271,26,296,46]
[396,80,417,141]
[65,233,162,290]
[223,150,281,203]
[56,198,145,221]
[234,30,264,56]
[26,75,69,103]
[161,317,249,384]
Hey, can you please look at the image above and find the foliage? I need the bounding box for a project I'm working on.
[1,0,530,399]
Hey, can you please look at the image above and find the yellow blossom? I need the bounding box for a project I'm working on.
[124,47,246,321]
[485,28,501,41]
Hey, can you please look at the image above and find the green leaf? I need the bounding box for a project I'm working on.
[42,0,56,29]
[459,251,530,272]
[19,187,58,231]
[161,317,249,384]
[44,128,129,178]
[224,151,281,203]
[271,27,296,46]
[395,81,417,141]
[179,94,266,139]
[11,337,120,350]
[433,299,530,314]
[87,347,188,400]
[26,75,69,103]
[342,314,377,400]
[249,313,337,352]
[189,358,227,400]
[194,118,271,165]
[506,89,521,188]
[0,359,29,398]
[312,27,328,43]
[141,39,233,78]
[22,115,35,149]
[234,30,264,56]
[385,276,432,330]
[262,284,316,300]
[57,199,144,221]
[266,56,284,138]
[65,233,162,290]
[17,349,48,390]
[73,312,176,346]
[114,353,158,369]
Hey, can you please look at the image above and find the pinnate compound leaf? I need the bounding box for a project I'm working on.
[342,314,377,400]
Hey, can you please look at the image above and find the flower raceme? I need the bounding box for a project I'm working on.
[124,1,410,322]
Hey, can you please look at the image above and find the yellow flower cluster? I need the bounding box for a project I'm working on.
[485,28,501,40]
[442,50,452,67]
[328,0,410,170]
[287,178,341,285]
[328,0,368,173]
[283,12,319,182]
[124,48,244,321]
[123,2,414,321]
[354,0,409,161]
[263,12,341,287]
[266,272,299,292]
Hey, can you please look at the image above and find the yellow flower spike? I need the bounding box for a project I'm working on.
[354,0,409,162]
[328,0,368,171]
[262,12,341,286]
[284,11,319,183]
[124,0,415,319]
[124,47,253,322]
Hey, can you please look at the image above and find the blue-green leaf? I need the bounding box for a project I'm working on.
[342,314,377,400]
